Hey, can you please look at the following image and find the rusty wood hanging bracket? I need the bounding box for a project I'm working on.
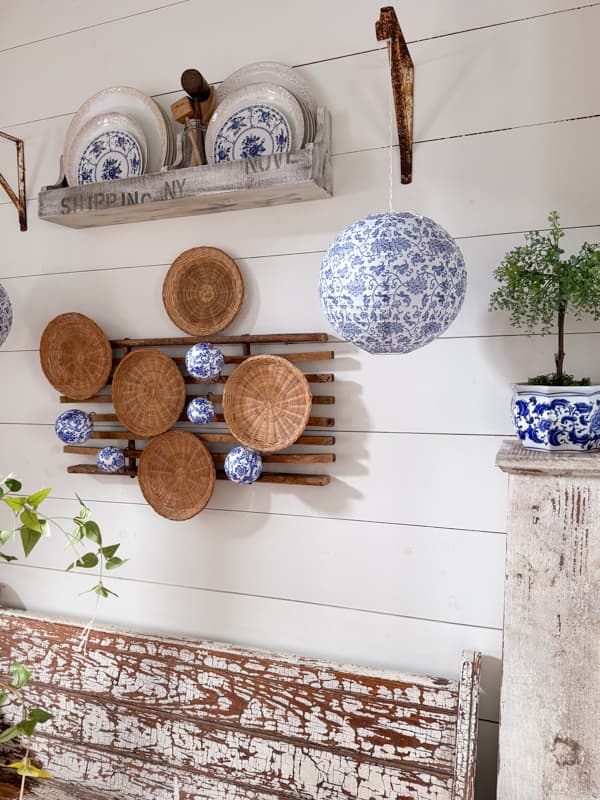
[376,5,414,184]
[0,130,27,231]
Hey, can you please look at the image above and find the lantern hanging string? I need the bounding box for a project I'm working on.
[387,41,394,215]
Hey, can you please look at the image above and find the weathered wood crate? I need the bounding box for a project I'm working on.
[0,609,480,800]
[38,109,332,229]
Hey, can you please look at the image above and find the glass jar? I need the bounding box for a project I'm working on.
[182,118,207,167]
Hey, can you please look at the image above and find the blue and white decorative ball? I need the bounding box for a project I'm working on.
[185,343,225,381]
[187,397,215,425]
[0,284,12,347]
[55,409,93,444]
[319,212,467,354]
[224,446,262,484]
[96,446,126,473]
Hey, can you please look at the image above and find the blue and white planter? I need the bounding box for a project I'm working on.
[185,343,224,381]
[319,212,466,354]
[512,384,600,451]
[96,446,126,473]
[55,409,93,444]
[224,446,262,484]
[187,397,215,425]
[0,284,12,347]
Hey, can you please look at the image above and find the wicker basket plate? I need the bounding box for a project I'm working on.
[138,430,216,520]
[162,246,244,336]
[40,312,112,400]
[112,349,185,437]
[223,354,311,452]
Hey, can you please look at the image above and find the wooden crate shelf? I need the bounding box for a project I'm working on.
[59,332,336,488]
[38,108,332,229]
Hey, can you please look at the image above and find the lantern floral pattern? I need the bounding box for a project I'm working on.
[0,284,12,347]
[187,397,215,425]
[96,446,126,473]
[224,446,262,484]
[319,212,467,354]
[55,409,93,444]
[185,343,224,381]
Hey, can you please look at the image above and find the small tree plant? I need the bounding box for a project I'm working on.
[490,211,600,385]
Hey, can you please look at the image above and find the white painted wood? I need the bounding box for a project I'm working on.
[0,423,509,532]
[0,0,188,51]
[0,496,505,631]
[496,441,600,798]
[0,1,588,129]
[0,567,502,717]
[1,115,598,277]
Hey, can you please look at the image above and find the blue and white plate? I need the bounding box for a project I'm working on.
[206,83,304,164]
[76,129,143,185]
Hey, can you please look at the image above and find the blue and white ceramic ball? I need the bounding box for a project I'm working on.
[319,212,467,354]
[0,284,13,347]
[55,409,93,444]
[224,446,262,484]
[187,397,215,425]
[185,343,225,380]
[96,446,126,473]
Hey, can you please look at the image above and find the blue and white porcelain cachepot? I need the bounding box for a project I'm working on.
[187,397,215,425]
[185,343,225,381]
[224,446,262,484]
[512,384,600,451]
[0,284,12,347]
[55,409,93,444]
[319,212,467,354]
[96,446,126,473]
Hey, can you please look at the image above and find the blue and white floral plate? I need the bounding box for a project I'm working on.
[67,112,146,186]
[206,83,304,164]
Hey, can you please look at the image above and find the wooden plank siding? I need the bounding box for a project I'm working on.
[0,610,480,799]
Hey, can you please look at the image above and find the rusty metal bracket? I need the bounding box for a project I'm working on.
[0,130,27,231]
[376,5,414,184]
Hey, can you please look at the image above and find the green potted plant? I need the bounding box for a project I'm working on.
[490,211,600,450]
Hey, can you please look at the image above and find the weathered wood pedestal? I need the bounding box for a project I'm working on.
[496,441,600,800]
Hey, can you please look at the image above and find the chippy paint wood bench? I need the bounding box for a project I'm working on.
[0,610,480,800]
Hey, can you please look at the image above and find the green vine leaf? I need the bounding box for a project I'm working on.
[4,478,22,492]
[20,508,41,533]
[101,544,120,559]
[0,552,17,562]
[66,552,99,571]
[9,662,31,689]
[28,708,52,724]
[20,526,42,557]
[26,488,51,508]
[83,521,102,546]
[105,556,127,571]
[3,496,25,512]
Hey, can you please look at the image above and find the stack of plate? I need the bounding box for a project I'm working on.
[207,62,316,165]
[63,86,175,186]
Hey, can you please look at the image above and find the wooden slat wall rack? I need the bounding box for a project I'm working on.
[0,609,481,800]
[38,108,332,229]
[61,331,336,487]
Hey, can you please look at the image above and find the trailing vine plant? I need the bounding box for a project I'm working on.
[0,473,128,794]
[489,211,600,385]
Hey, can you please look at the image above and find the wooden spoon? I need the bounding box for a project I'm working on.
[181,69,211,119]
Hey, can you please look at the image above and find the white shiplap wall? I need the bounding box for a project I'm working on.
[1,2,599,797]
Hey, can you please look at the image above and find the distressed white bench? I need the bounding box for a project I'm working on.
[0,610,480,799]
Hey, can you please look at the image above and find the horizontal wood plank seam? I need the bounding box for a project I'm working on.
[2,561,504,632]
[20,684,458,776]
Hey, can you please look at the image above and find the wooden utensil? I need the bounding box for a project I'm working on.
[181,69,211,119]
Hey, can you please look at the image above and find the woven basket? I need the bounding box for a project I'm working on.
[112,349,185,437]
[223,355,312,452]
[138,430,216,520]
[162,246,244,336]
[40,312,112,400]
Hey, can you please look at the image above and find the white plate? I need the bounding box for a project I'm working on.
[64,86,169,176]
[66,112,147,186]
[217,61,317,120]
[206,83,304,165]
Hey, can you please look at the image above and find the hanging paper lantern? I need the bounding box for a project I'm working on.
[185,343,224,380]
[0,284,13,347]
[55,409,93,444]
[224,446,262,484]
[187,397,215,425]
[319,212,467,354]
[96,446,126,473]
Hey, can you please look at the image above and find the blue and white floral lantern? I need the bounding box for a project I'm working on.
[96,446,126,473]
[187,397,215,425]
[55,409,93,444]
[0,284,12,347]
[319,212,467,354]
[224,446,262,484]
[185,343,224,380]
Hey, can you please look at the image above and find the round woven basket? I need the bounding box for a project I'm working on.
[223,355,312,452]
[112,349,186,437]
[40,312,112,400]
[138,430,216,520]
[162,246,244,336]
